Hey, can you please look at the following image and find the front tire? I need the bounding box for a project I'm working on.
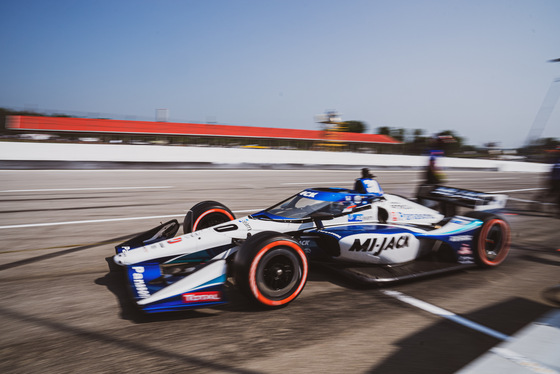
[233,231,308,308]
[465,211,510,267]
[183,200,235,234]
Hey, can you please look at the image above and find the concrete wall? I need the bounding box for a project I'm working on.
[0,141,551,172]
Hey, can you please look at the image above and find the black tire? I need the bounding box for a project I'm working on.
[464,211,510,267]
[183,200,235,234]
[233,231,308,308]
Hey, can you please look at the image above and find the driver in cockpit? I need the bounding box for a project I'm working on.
[354,168,383,196]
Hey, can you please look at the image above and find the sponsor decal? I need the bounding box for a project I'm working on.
[318,230,342,239]
[432,187,486,202]
[397,212,435,221]
[348,235,411,256]
[300,191,318,198]
[299,239,315,255]
[182,291,222,303]
[167,237,182,244]
[390,203,413,210]
[353,195,362,204]
[131,266,150,299]
[457,243,472,255]
[348,214,363,222]
[241,219,252,231]
[458,256,474,264]
[450,235,473,242]
[432,187,485,200]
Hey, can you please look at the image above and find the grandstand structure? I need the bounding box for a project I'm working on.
[6,115,401,153]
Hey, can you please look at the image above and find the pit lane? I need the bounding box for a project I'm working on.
[0,169,558,373]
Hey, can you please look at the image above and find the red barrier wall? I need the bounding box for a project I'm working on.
[7,116,400,144]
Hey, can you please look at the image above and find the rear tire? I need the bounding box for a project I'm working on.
[183,201,235,234]
[464,211,510,267]
[233,231,308,308]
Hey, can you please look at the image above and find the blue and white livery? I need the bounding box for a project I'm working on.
[112,173,511,313]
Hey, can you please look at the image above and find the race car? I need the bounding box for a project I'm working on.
[113,172,511,313]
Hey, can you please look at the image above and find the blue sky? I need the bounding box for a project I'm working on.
[1,0,559,148]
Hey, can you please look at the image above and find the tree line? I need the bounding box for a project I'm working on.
[335,119,558,159]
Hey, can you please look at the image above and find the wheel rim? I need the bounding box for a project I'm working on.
[248,240,308,306]
[256,248,300,299]
[479,219,510,265]
[484,224,503,260]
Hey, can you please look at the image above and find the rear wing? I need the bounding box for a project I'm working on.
[417,185,508,211]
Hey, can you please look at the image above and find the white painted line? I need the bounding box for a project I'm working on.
[483,177,520,180]
[508,197,555,204]
[0,169,364,173]
[411,179,459,182]
[488,188,546,194]
[0,214,184,230]
[0,209,259,230]
[382,290,511,341]
[0,186,173,193]
[383,290,560,374]
[284,176,521,186]
[282,181,352,185]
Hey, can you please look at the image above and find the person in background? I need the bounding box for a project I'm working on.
[416,154,445,210]
[425,156,439,185]
[425,155,445,185]
[548,158,560,217]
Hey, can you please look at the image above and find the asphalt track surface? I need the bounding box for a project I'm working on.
[1,169,559,374]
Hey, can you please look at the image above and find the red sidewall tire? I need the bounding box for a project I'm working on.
[476,218,510,267]
[193,208,235,232]
[183,201,235,234]
[248,240,308,307]
[234,232,308,309]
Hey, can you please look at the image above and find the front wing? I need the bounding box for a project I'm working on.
[124,259,229,313]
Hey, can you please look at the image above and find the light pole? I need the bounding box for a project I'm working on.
[524,59,560,146]
[156,109,169,122]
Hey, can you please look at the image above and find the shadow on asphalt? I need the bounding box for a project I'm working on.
[0,233,137,271]
[0,305,262,374]
[368,297,555,374]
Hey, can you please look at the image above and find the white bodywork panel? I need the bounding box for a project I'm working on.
[383,194,444,224]
[113,193,446,267]
[338,232,421,264]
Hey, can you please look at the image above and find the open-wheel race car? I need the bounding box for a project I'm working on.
[113,171,511,313]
